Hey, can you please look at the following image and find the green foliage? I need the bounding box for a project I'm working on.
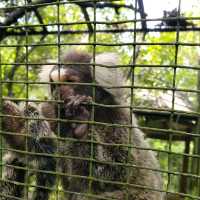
[0,1,200,198]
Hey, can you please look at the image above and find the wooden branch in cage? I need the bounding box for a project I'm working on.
[134,110,196,141]
[144,130,193,141]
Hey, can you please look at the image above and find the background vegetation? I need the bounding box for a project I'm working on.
[0,0,200,199]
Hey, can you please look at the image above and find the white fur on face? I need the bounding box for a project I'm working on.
[40,65,67,82]
[50,68,66,82]
[39,65,55,82]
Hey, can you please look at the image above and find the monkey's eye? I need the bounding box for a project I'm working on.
[50,68,80,83]
[65,76,79,83]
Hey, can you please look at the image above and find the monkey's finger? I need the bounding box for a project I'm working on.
[74,95,92,106]
[65,95,92,107]
[64,107,74,118]
[73,124,88,138]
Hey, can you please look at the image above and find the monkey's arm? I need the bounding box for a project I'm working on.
[1,101,57,200]
[2,101,26,149]
[23,102,57,200]
[0,101,26,199]
[32,154,56,200]
[28,119,56,200]
[2,101,56,152]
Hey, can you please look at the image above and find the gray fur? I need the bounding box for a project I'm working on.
[39,50,164,200]
[58,109,164,200]
[0,101,56,200]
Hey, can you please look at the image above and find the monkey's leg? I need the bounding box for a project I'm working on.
[1,101,27,200]
[0,153,26,200]
[21,102,57,200]
[31,156,56,200]
[60,158,70,199]
[29,136,56,200]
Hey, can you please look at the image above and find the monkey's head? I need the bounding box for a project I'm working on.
[49,51,92,101]
[40,50,123,104]
[40,50,124,138]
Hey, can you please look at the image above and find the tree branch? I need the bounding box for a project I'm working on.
[27,0,48,33]
[77,2,135,11]
[0,0,137,41]
[6,34,47,96]
[0,0,56,41]
[80,7,93,35]
[137,0,147,31]
[5,26,200,37]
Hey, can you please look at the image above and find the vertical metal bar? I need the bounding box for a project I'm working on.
[88,0,96,196]
[125,0,137,199]
[0,43,3,178]
[56,0,61,199]
[195,59,200,196]
[179,139,190,194]
[166,0,181,199]
[24,0,29,198]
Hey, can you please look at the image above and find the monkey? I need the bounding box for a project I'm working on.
[0,100,56,200]
[157,8,195,28]
[39,50,164,200]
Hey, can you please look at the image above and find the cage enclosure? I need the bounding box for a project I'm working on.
[0,0,200,200]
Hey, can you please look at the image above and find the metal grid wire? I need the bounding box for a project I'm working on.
[0,0,200,200]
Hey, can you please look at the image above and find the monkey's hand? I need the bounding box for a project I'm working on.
[64,95,92,139]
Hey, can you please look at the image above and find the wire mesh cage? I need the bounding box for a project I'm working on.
[0,0,200,200]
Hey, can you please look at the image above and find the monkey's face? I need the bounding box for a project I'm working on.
[49,65,92,139]
[49,66,93,100]
[50,67,78,99]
